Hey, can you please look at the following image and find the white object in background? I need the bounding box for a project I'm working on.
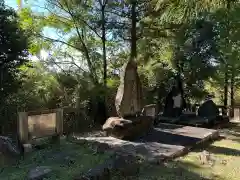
[173,94,182,108]
[23,144,32,153]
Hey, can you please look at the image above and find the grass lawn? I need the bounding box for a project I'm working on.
[1,123,239,180]
[0,138,110,180]
[114,123,240,180]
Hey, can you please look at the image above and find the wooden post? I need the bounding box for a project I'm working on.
[56,108,63,135]
[51,109,63,144]
[18,112,29,144]
[238,108,240,121]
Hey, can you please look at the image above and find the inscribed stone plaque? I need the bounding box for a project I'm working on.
[28,113,56,139]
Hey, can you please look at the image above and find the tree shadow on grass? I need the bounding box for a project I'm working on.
[221,122,240,133]
[219,122,240,143]
[112,160,223,180]
[191,137,240,156]
[207,145,240,156]
[223,132,240,144]
[190,141,240,160]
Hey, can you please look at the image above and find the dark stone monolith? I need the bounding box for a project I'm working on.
[198,99,219,118]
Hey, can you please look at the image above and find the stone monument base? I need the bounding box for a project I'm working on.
[102,116,154,140]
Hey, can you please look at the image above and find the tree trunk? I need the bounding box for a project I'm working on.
[230,69,235,118]
[100,0,108,120]
[223,0,231,116]
[130,0,137,59]
[223,70,228,116]
[101,4,107,88]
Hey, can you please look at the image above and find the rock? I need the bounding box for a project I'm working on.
[75,164,110,180]
[102,116,154,140]
[115,58,143,118]
[0,136,20,156]
[198,99,219,118]
[28,166,52,180]
[102,117,133,131]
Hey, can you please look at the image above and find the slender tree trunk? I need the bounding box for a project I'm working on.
[100,0,108,120]
[130,0,137,59]
[223,1,231,116]
[176,50,184,75]
[230,69,235,117]
[223,70,228,115]
[101,4,107,88]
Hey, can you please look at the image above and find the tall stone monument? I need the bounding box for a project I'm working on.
[102,58,154,140]
[115,59,143,118]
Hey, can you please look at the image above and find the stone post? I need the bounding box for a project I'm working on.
[52,108,63,144]
[18,112,29,144]
[56,108,63,135]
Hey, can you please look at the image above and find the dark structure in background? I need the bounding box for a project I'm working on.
[163,74,186,117]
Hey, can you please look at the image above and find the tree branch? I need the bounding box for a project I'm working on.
[61,0,99,84]
[36,33,81,51]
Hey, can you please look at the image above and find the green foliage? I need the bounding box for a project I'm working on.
[0,1,29,101]
[17,62,61,110]
[2,0,240,134]
[0,1,30,134]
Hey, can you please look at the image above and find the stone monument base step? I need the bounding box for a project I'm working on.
[74,123,219,163]
[158,115,230,128]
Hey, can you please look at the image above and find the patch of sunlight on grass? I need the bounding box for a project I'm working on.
[178,138,240,180]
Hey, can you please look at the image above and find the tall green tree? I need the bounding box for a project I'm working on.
[141,0,240,103]
[0,0,28,103]
[209,2,240,114]
[0,0,29,134]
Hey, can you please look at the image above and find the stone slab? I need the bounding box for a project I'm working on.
[74,123,219,163]
[152,123,217,139]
